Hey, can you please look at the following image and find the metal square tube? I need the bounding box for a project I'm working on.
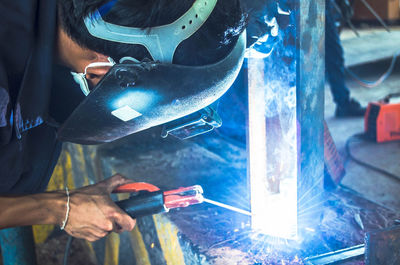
[248,0,325,239]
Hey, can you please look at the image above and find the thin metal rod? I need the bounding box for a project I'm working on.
[203,198,252,216]
[347,20,360,37]
[359,0,390,32]
[304,244,365,265]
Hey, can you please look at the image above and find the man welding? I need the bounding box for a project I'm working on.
[0,0,246,242]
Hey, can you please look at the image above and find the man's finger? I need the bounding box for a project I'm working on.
[86,235,101,242]
[111,209,136,232]
[103,174,133,193]
[97,220,113,232]
[75,229,103,242]
[69,230,93,241]
[88,227,109,238]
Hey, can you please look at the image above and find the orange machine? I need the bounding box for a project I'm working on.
[365,94,400,143]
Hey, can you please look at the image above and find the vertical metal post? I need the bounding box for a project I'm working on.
[248,0,325,238]
[296,0,325,234]
[0,226,37,265]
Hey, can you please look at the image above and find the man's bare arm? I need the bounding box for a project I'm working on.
[0,175,136,242]
[0,192,65,228]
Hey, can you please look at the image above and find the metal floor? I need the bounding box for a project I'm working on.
[342,26,400,67]
[326,27,400,211]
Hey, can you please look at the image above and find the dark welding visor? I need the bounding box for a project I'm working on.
[57,32,246,144]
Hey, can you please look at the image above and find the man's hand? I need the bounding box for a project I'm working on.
[63,174,136,242]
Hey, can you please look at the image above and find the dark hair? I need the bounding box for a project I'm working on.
[58,0,247,65]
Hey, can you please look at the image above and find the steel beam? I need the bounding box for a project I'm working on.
[248,0,325,238]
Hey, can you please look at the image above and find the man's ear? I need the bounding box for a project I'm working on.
[85,53,112,82]
[85,65,111,88]
[94,53,111,62]
[86,65,111,78]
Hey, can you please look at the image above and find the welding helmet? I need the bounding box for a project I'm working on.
[58,0,246,144]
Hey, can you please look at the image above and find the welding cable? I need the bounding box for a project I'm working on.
[345,50,400,88]
[63,235,73,265]
[345,133,400,183]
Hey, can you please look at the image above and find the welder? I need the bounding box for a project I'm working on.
[0,0,246,242]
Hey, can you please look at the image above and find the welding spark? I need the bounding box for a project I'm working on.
[305,227,315,233]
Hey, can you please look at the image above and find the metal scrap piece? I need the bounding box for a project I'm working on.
[304,244,365,265]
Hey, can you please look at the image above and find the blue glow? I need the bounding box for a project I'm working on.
[245,16,280,60]
[245,34,276,59]
[247,6,298,238]
[248,58,298,239]
[111,90,159,113]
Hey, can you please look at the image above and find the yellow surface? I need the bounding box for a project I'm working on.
[33,150,76,244]
[64,151,76,190]
[104,232,121,265]
[153,215,186,265]
[75,145,90,186]
[129,226,151,265]
[85,241,96,261]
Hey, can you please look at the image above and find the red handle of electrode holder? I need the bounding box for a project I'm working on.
[113,182,160,193]
[163,185,204,209]
[164,186,198,196]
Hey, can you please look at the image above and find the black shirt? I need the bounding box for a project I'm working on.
[0,0,62,194]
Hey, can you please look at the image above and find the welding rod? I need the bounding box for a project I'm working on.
[203,198,252,216]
